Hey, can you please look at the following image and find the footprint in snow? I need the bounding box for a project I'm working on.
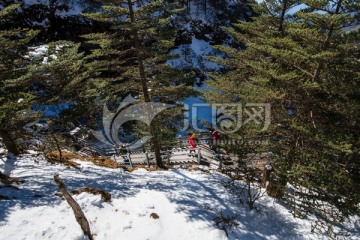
[123,221,132,231]
[137,210,147,217]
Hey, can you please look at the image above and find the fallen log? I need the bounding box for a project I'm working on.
[54,175,94,240]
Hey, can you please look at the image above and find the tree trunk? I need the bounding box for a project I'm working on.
[127,0,163,167]
[261,167,271,188]
[266,173,287,198]
[278,0,288,33]
[267,134,298,198]
[0,129,20,155]
[203,0,206,16]
[51,133,63,162]
[151,131,163,167]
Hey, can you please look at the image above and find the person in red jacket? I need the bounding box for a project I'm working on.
[188,132,197,153]
[211,129,220,146]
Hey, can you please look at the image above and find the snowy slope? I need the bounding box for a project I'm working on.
[1,152,359,240]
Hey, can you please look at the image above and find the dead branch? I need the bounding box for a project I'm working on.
[0,195,10,200]
[0,171,25,185]
[45,151,80,168]
[0,185,19,190]
[54,174,94,240]
[71,187,111,202]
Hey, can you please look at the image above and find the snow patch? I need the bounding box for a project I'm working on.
[167,37,222,72]
[0,152,358,240]
[27,45,49,58]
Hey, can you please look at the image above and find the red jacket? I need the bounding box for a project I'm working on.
[188,136,196,148]
[212,130,220,141]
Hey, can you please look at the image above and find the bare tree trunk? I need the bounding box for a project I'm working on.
[51,133,63,162]
[266,173,287,198]
[203,0,207,16]
[267,134,298,198]
[54,175,94,240]
[278,0,288,33]
[151,133,163,167]
[0,129,20,155]
[127,0,163,167]
[261,167,271,188]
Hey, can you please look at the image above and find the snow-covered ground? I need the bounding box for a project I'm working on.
[0,152,359,240]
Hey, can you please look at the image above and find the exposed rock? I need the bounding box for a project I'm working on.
[150,213,159,219]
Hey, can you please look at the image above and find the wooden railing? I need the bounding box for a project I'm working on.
[71,125,273,170]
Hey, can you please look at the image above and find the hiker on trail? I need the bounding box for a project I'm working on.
[188,132,197,153]
[211,129,220,146]
[191,132,198,143]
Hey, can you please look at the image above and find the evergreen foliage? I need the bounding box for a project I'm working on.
[0,4,38,154]
[83,0,195,166]
[206,0,360,236]
[0,1,359,236]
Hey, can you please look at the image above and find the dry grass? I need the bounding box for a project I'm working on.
[86,156,118,169]
[45,151,82,168]
[44,151,118,169]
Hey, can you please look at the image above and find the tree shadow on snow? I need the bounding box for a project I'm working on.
[144,169,305,240]
[0,154,140,222]
[0,158,340,239]
[2,153,17,176]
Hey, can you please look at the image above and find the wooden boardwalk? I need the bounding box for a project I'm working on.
[112,145,222,168]
[74,133,226,168]
[73,130,272,171]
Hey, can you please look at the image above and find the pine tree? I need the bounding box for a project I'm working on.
[0,4,38,154]
[83,0,195,167]
[30,41,85,100]
[206,0,360,235]
[26,41,107,159]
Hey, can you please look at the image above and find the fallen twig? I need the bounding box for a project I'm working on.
[71,187,111,202]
